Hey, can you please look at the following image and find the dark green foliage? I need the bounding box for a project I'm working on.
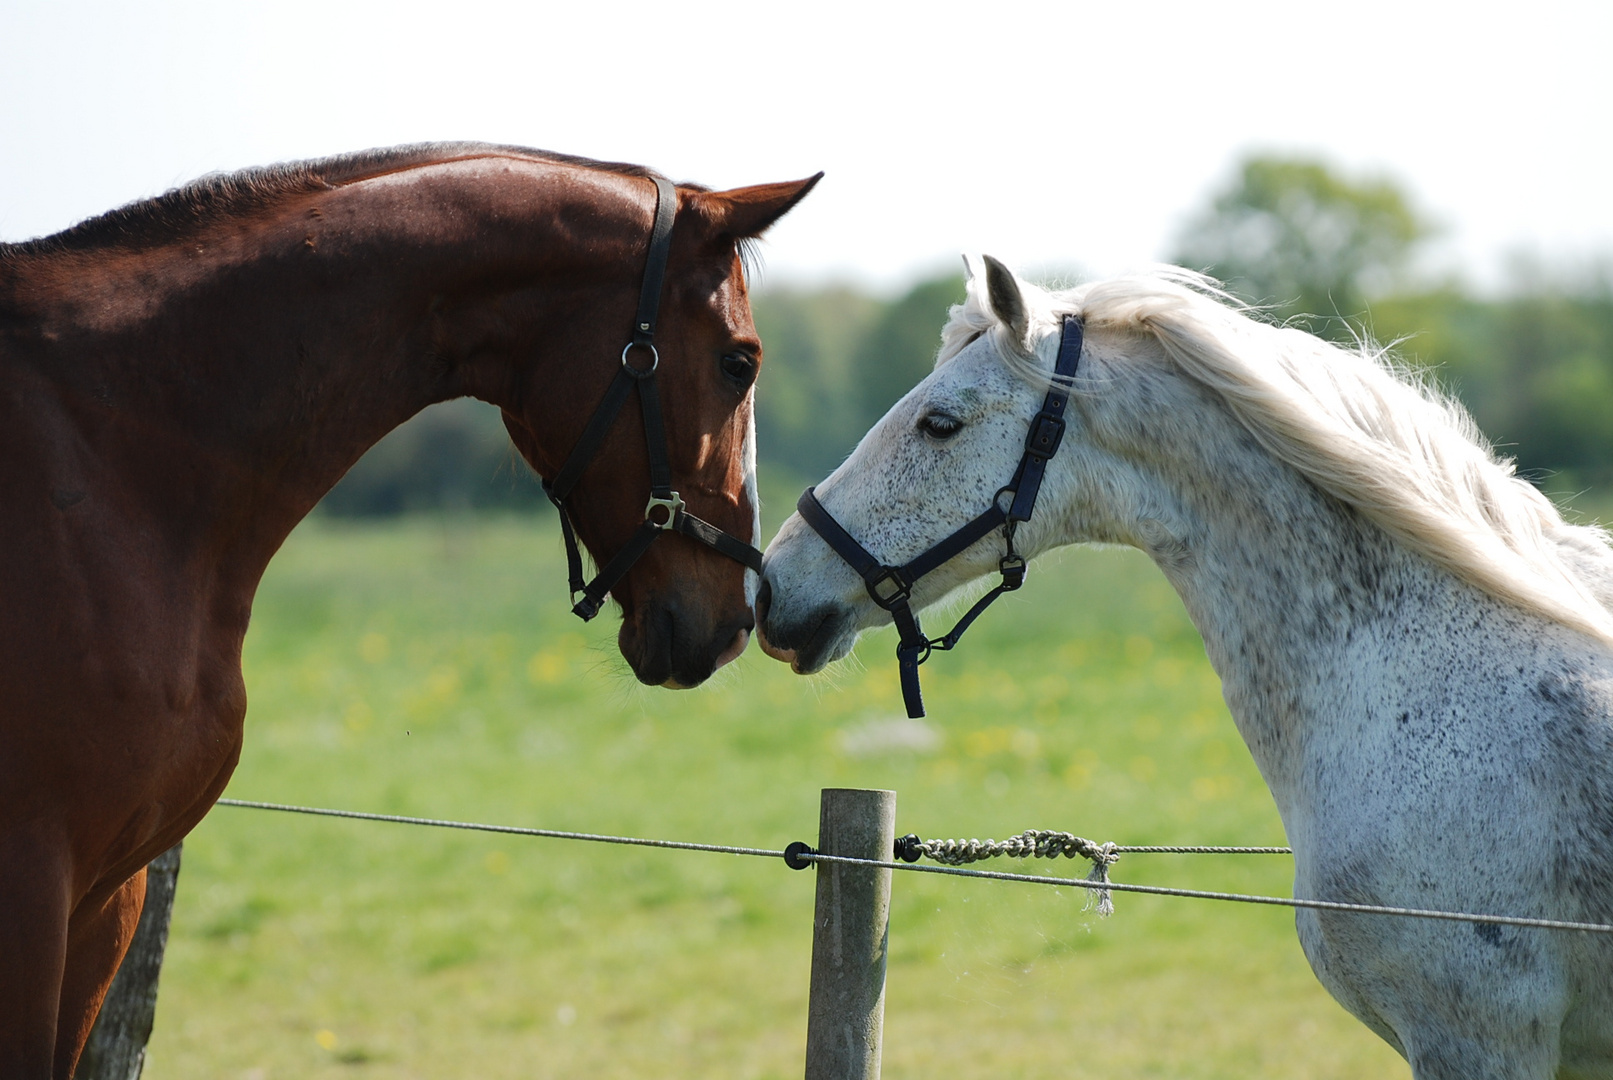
[1370,278,1613,492]
[321,399,549,517]
[751,274,964,479]
[750,285,880,479]
[1172,155,1430,334]
[1170,153,1611,496]
[848,275,967,431]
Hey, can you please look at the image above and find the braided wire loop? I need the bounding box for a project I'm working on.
[920,830,1120,868]
[919,829,1120,915]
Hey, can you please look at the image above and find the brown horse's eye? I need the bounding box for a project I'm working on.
[721,351,757,390]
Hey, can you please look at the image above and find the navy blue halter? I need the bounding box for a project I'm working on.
[542,176,764,621]
[796,314,1085,717]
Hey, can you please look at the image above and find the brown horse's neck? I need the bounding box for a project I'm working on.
[5,155,653,582]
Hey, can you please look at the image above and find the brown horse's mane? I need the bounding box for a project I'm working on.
[2,142,686,259]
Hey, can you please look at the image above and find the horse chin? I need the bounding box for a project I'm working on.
[620,600,753,689]
[755,604,857,675]
[787,635,855,675]
[665,628,749,688]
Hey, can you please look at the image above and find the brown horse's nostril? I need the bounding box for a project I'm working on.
[755,578,773,626]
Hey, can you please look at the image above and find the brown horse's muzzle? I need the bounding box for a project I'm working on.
[617,584,755,688]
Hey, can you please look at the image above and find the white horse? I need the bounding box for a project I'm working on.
[756,256,1613,1079]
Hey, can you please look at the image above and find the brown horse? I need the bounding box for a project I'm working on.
[0,142,818,1078]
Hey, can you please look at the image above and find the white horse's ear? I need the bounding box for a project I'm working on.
[961,254,977,282]
[982,254,1028,346]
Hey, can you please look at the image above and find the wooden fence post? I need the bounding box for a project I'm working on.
[76,843,183,1080]
[804,788,896,1080]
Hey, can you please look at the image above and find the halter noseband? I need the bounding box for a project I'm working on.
[797,314,1084,718]
[543,176,763,621]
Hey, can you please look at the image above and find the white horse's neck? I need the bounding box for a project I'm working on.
[1119,449,1480,810]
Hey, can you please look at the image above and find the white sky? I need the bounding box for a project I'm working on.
[4,0,1610,292]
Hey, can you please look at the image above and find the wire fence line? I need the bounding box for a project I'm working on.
[214,798,785,859]
[799,852,1613,934]
[216,799,1286,859]
[1117,844,1292,854]
[213,798,1613,935]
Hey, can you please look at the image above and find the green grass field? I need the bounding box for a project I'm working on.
[145,488,1416,1079]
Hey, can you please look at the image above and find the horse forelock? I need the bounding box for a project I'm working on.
[942,263,1613,645]
[2,143,683,258]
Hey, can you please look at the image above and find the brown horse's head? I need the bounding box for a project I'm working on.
[498,170,819,688]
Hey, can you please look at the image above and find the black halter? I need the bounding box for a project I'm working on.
[543,176,763,622]
[797,314,1085,718]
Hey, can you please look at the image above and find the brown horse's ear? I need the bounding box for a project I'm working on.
[686,172,823,240]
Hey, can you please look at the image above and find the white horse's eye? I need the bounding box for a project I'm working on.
[917,412,963,441]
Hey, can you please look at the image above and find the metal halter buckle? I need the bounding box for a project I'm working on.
[866,567,912,608]
[1025,410,1066,459]
[644,492,684,529]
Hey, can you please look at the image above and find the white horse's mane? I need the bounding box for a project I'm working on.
[938,265,1613,645]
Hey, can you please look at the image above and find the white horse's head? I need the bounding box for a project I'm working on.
[758,256,1613,674]
[755,255,1150,673]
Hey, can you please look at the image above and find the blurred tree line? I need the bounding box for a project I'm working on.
[319,398,546,515]
[1172,155,1613,496]
[323,154,1612,515]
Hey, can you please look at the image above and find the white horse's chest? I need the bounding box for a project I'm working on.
[1221,609,1613,1073]
[1255,618,1610,900]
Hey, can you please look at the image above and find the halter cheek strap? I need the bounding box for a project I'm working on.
[797,314,1084,717]
[543,176,763,622]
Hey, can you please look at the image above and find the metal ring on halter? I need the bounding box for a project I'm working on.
[902,639,935,665]
[644,492,684,529]
[620,341,660,377]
